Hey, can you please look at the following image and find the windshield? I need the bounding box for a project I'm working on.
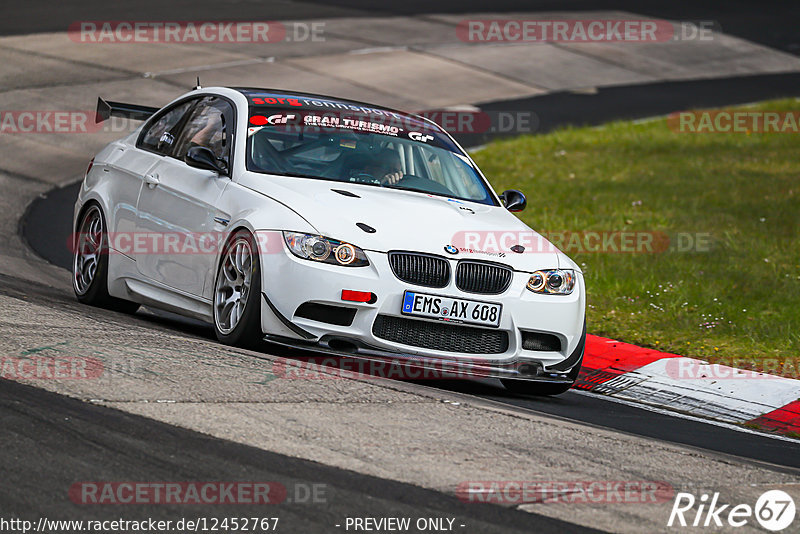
[245,106,497,205]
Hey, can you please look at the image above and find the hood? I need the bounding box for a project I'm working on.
[238,172,566,272]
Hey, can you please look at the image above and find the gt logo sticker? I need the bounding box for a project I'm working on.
[409,131,434,143]
[267,114,296,125]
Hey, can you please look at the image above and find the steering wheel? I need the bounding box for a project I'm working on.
[348,172,381,185]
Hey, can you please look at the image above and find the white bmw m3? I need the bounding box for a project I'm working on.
[73,87,586,395]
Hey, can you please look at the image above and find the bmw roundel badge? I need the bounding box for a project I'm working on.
[444,244,458,255]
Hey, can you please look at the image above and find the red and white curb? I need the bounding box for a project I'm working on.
[576,335,800,437]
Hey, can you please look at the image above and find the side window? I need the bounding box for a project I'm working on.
[138,100,195,155]
[172,96,234,165]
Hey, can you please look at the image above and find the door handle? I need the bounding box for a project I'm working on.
[144,173,160,187]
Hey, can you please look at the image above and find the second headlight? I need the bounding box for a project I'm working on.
[283,232,369,267]
[527,269,575,295]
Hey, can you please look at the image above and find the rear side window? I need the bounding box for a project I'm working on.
[138,100,195,155]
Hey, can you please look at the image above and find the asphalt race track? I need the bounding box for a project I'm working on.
[1,377,596,533]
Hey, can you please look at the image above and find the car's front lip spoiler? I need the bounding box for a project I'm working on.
[263,334,576,383]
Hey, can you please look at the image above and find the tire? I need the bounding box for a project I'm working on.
[212,229,263,348]
[501,379,572,396]
[73,203,140,314]
[501,350,584,396]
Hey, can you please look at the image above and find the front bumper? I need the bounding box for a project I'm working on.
[264,323,586,382]
[258,241,586,378]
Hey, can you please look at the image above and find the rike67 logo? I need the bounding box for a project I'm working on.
[668,490,796,531]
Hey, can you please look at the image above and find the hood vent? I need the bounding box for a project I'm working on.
[332,189,359,198]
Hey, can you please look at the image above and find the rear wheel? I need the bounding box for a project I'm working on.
[213,230,263,348]
[72,203,139,314]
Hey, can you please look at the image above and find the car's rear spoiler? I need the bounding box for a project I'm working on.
[95,97,160,124]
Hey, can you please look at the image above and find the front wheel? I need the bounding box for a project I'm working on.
[213,230,263,348]
[501,379,574,396]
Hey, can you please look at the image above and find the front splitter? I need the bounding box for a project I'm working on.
[264,334,575,383]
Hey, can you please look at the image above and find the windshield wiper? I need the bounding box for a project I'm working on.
[384,184,448,196]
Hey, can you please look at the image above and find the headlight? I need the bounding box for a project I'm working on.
[527,269,575,295]
[282,232,369,267]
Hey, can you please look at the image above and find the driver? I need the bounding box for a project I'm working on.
[374,148,403,185]
[184,108,224,158]
[345,149,403,185]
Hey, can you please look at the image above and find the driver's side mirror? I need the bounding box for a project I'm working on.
[185,146,226,175]
[500,189,527,212]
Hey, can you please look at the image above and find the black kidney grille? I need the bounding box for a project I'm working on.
[455,261,513,294]
[372,315,509,354]
[389,252,450,288]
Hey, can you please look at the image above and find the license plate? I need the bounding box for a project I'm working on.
[401,291,502,328]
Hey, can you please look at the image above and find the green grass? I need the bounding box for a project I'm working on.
[471,98,800,372]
